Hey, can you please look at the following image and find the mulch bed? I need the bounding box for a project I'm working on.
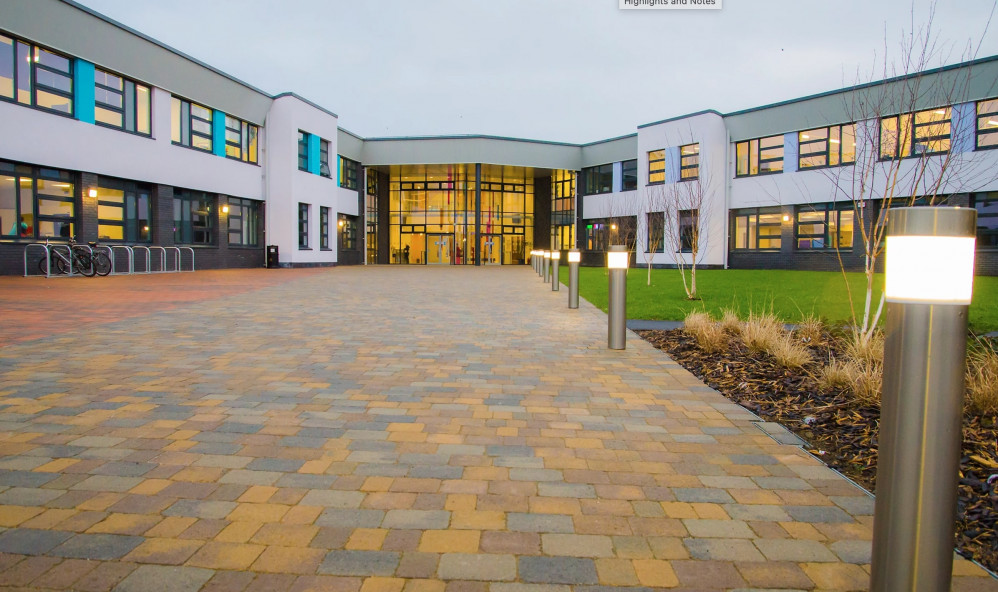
[637,328,998,573]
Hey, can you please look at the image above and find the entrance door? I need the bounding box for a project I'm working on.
[481,235,501,265]
[504,235,525,265]
[427,234,453,265]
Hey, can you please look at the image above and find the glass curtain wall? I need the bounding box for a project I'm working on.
[388,164,537,265]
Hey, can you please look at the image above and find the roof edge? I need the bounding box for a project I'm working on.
[362,133,582,148]
[637,109,724,129]
[271,92,339,119]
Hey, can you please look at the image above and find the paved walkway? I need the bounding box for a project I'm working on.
[0,267,993,592]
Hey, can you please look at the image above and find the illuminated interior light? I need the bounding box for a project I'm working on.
[829,139,840,144]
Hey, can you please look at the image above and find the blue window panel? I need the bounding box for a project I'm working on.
[74,59,95,124]
[783,132,798,172]
[308,134,321,175]
[612,161,622,193]
[952,102,976,154]
[212,109,226,157]
[665,147,681,184]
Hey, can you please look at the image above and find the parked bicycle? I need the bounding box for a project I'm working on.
[37,238,111,277]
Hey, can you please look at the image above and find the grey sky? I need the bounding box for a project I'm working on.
[74,0,998,144]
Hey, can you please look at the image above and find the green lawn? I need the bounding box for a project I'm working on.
[560,267,998,333]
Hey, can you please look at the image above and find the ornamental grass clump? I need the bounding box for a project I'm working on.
[795,315,824,343]
[768,333,813,369]
[739,311,784,353]
[966,339,998,416]
[683,311,727,354]
[720,309,742,334]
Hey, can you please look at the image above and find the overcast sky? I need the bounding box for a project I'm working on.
[74,0,998,144]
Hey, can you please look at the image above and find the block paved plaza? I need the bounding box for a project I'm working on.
[0,267,994,591]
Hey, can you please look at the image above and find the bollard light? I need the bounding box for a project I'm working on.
[870,207,976,592]
[568,249,581,309]
[607,245,628,349]
[543,250,551,282]
[551,250,561,292]
[532,250,539,274]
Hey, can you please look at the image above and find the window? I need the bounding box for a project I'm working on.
[648,150,665,184]
[973,192,998,248]
[880,107,951,159]
[731,207,782,250]
[339,214,358,250]
[582,163,613,195]
[736,135,784,176]
[224,115,259,164]
[0,160,74,240]
[679,144,700,180]
[319,140,331,177]
[94,69,150,135]
[584,217,636,252]
[171,97,212,152]
[798,124,856,169]
[340,156,359,190]
[0,35,73,116]
[227,198,260,246]
[621,159,637,191]
[298,203,309,248]
[679,209,698,252]
[646,211,664,253]
[551,170,575,250]
[173,190,214,245]
[976,99,998,150]
[795,204,854,250]
[97,181,151,243]
[320,206,330,250]
[367,169,379,196]
[298,131,309,171]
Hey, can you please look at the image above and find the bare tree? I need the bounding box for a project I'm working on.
[660,148,714,300]
[641,186,667,286]
[822,1,997,347]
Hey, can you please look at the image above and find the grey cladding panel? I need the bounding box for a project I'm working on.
[580,135,638,167]
[362,137,583,169]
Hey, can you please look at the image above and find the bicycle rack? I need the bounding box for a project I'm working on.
[132,245,151,274]
[165,247,182,272]
[110,245,133,275]
[149,246,166,273]
[179,247,195,272]
[24,243,50,277]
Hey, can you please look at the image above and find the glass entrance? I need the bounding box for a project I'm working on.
[481,234,501,265]
[427,233,453,264]
[505,235,525,265]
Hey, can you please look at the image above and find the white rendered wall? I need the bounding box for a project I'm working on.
[0,88,263,199]
[264,95,340,266]
[629,112,728,267]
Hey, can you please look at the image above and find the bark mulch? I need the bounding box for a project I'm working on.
[637,328,998,573]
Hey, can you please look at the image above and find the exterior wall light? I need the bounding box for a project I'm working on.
[88,189,98,198]
[870,206,976,592]
[550,250,560,292]
[221,205,229,214]
[607,245,628,349]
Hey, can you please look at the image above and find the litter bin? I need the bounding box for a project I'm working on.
[266,245,279,268]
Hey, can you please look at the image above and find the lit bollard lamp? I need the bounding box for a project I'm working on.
[607,245,628,349]
[551,250,561,291]
[567,249,580,309]
[532,250,539,274]
[543,251,551,282]
[870,206,976,592]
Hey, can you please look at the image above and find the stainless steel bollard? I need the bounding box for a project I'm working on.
[568,250,580,309]
[551,251,560,291]
[543,251,551,282]
[870,207,976,592]
[607,245,628,350]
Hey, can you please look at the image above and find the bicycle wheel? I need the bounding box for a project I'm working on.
[37,254,55,275]
[93,251,112,276]
[73,249,96,277]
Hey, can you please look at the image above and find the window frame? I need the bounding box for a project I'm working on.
[298,202,309,249]
[582,163,613,195]
[0,160,76,241]
[976,98,998,150]
[621,159,637,191]
[227,197,260,247]
[297,131,309,172]
[731,207,783,251]
[173,189,215,246]
[171,96,213,153]
[678,209,699,253]
[735,135,784,177]
[94,67,151,136]
[0,34,75,117]
[794,203,854,251]
[320,206,330,250]
[646,211,664,253]
[798,123,856,170]
[319,140,331,178]
[972,191,998,249]
[223,115,259,164]
[339,156,359,190]
[96,180,152,243]
[879,107,952,160]
[680,144,699,181]
[648,150,665,185]
[339,214,358,251]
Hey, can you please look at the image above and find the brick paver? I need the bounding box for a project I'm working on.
[0,266,995,590]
